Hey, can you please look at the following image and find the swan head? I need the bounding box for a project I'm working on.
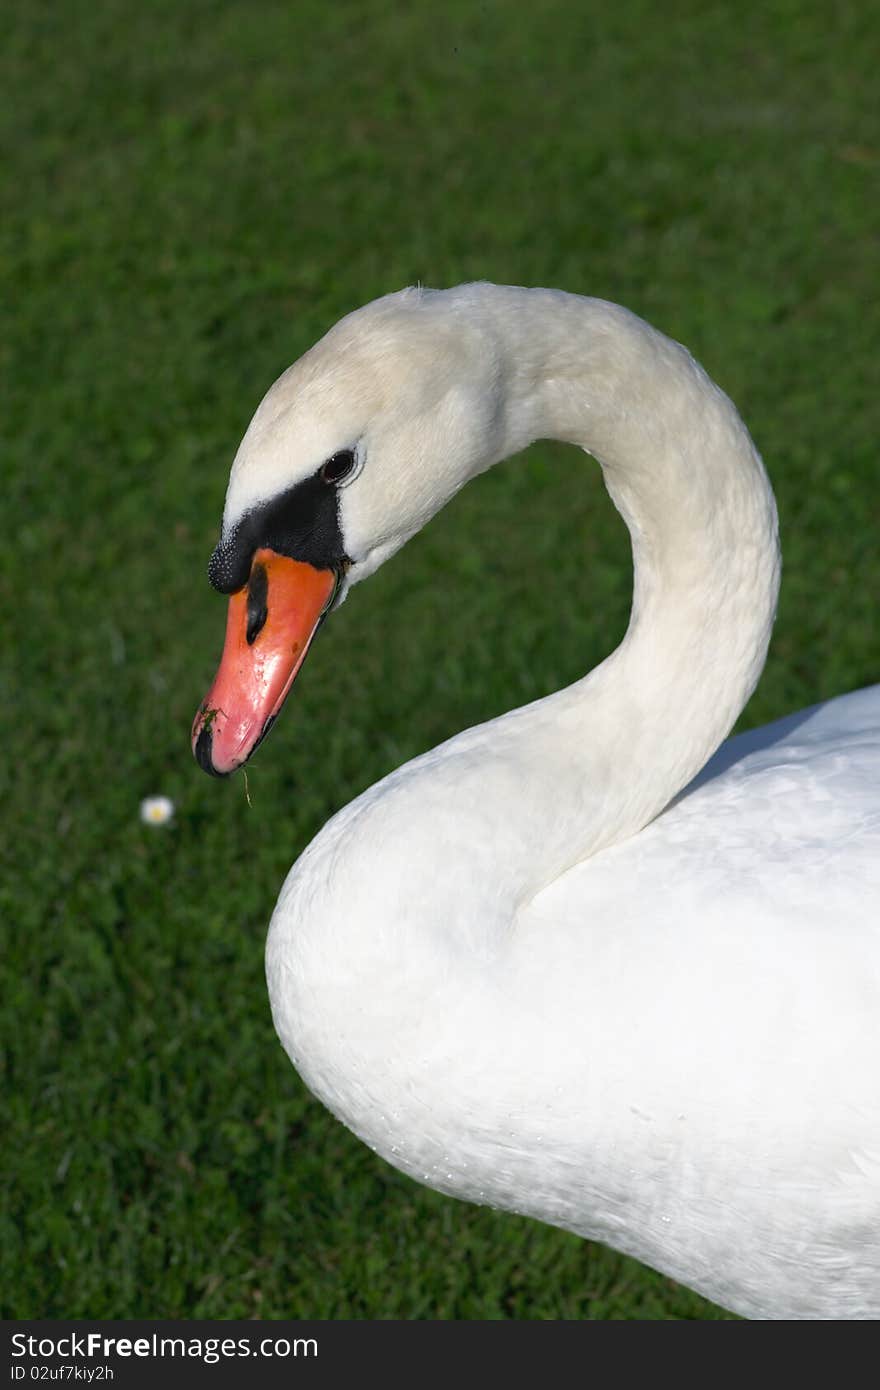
[193,285,514,776]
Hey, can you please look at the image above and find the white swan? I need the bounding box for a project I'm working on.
[192,283,880,1320]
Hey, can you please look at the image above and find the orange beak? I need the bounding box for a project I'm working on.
[192,548,337,776]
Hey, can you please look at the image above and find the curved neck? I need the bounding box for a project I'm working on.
[274,288,780,953]
[430,287,781,896]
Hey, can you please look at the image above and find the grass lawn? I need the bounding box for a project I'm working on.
[2,0,877,1319]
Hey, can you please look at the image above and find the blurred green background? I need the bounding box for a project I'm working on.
[2,0,877,1320]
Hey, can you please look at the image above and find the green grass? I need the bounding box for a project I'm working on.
[2,0,877,1320]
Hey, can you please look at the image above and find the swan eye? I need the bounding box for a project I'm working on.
[320,450,356,484]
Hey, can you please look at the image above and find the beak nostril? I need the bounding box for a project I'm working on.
[246,561,269,645]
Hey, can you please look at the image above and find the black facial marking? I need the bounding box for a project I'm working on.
[208,465,352,594]
[245,561,268,645]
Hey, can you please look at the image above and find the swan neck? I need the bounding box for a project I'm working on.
[487,288,781,867]
[278,287,781,918]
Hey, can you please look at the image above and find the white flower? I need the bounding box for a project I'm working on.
[140,795,175,826]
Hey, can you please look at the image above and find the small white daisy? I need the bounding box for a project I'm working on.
[140,795,175,827]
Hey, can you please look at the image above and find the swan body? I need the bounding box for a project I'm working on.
[196,284,880,1319]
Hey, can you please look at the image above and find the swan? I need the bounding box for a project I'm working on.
[191,283,880,1320]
